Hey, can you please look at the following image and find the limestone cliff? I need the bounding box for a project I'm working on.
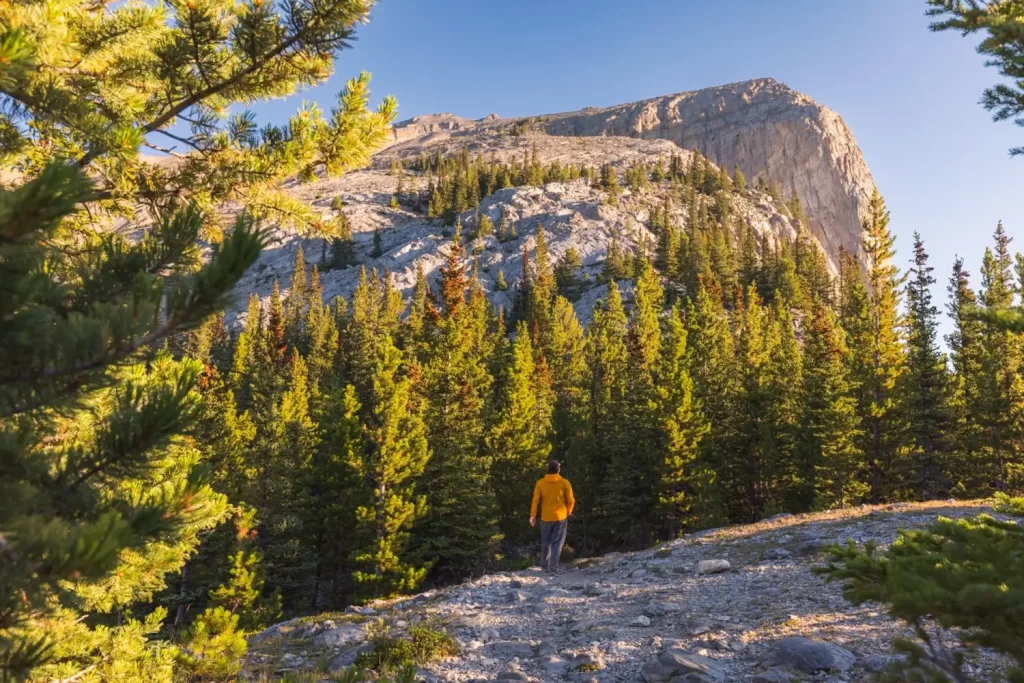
[387,78,875,266]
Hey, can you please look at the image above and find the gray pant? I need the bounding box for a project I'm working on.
[540,519,567,571]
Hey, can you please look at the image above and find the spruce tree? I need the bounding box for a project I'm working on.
[605,258,664,545]
[488,322,554,547]
[804,301,867,510]
[0,167,262,680]
[578,281,630,546]
[684,278,734,527]
[945,258,989,496]
[859,189,908,502]
[554,247,584,301]
[902,233,952,498]
[417,231,499,578]
[0,0,396,235]
[656,307,709,537]
[350,333,430,599]
[975,222,1024,491]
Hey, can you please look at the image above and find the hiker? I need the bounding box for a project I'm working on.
[529,460,575,573]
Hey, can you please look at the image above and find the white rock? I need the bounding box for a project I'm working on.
[697,559,731,575]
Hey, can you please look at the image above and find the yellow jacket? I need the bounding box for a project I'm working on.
[531,474,575,522]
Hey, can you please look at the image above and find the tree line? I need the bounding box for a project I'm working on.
[157,176,1024,639]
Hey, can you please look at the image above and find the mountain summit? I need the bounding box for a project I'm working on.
[387,79,874,268]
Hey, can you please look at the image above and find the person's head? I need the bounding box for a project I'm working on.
[547,460,561,475]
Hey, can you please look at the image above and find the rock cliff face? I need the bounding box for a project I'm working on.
[228,78,873,323]
[389,78,875,266]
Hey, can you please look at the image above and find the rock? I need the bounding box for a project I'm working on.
[583,582,612,597]
[641,648,727,682]
[313,623,364,649]
[696,559,731,575]
[631,615,652,627]
[686,618,712,636]
[480,628,500,642]
[505,590,527,603]
[571,652,605,671]
[344,605,376,616]
[669,674,718,683]
[571,618,611,633]
[537,79,876,267]
[766,637,856,673]
[537,640,557,657]
[495,672,529,681]
[864,653,907,673]
[752,669,797,683]
[644,601,683,617]
[540,654,571,676]
[509,579,523,588]
[762,548,792,561]
[327,643,374,672]
[280,653,304,668]
[489,641,535,659]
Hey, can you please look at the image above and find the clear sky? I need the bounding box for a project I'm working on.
[261,0,1023,337]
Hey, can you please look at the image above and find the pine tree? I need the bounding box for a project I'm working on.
[578,281,630,547]
[733,166,747,193]
[683,279,734,527]
[350,334,430,599]
[417,232,499,578]
[0,166,262,680]
[0,1,396,235]
[488,322,554,546]
[656,307,709,537]
[329,212,358,270]
[945,258,989,496]
[859,189,908,502]
[902,233,953,498]
[804,301,867,510]
[373,227,384,258]
[600,164,621,204]
[975,222,1024,491]
[554,247,584,301]
[496,269,509,291]
[605,259,664,545]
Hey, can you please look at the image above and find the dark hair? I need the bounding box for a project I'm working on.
[547,460,561,475]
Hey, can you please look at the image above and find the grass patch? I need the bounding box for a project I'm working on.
[356,621,458,674]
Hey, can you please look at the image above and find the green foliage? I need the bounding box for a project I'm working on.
[928,0,1024,157]
[0,1,396,235]
[820,497,1024,681]
[357,622,458,675]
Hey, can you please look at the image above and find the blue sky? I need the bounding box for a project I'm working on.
[261,0,1022,335]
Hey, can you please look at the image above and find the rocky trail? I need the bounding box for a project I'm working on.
[244,501,1008,682]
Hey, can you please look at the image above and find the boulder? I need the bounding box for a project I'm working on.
[314,623,365,649]
[644,601,683,618]
[540,654,571,676]
[583,582,613,597]
[490,641,535,659]
[495,672,529,681]
[696,559,731,575]
[505,590,527,603]
[327,643,374,672]
[631,615,652,627]
[766,636,856,673]
[752,668,797,683]
[571,652,605,671]
[641,648,727,682]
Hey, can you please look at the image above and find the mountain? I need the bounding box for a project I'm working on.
[242,501,1003,682]
[229,78,873,322]
[385,78,874,266]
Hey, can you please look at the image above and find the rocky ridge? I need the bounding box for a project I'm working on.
[384,79,875,267]
[243,501,1009,682]
[230,130,813,325]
